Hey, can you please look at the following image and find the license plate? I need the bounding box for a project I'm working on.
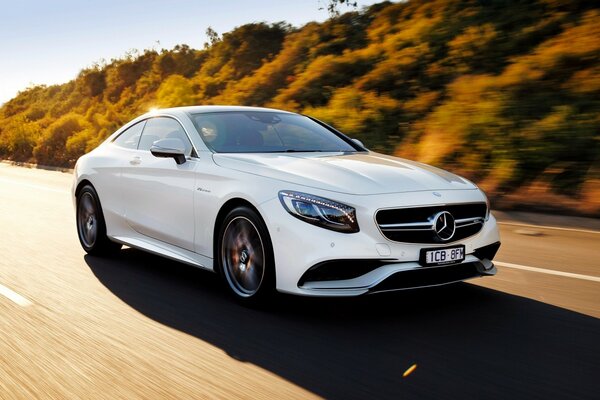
[421,245,465,266]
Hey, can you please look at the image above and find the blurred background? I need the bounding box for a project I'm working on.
[0,0,598,216]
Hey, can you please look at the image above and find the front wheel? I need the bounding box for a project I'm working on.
[76,185,121,256]
[217,206,275,305]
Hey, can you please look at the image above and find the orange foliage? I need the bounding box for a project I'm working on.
[0,0,598,213]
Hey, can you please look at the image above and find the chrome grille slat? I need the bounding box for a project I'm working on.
[381,228,433,232]
[455,216,484,225]
[379,221,433,229]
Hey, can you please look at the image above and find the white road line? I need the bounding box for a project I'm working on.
[495,261,600,283]
[497,221,600,235]
[0,283,33,306]
[0,177,69,194]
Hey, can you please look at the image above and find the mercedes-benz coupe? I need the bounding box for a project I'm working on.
[73,106,501,303]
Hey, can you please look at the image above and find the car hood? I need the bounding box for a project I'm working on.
[212,152,477,195]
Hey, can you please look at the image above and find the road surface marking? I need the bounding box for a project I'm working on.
[0,177,69,194]
[495,261,600,283]
[0,283,33,306]
[498,221,600,235]
[403,364,418,378]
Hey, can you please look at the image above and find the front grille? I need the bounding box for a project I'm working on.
[375,203,487,244]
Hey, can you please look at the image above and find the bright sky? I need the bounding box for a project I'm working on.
[0,0,383,105]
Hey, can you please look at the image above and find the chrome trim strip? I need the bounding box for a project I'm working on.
[379,221,433,229]
[378,216,484,232]
[456,221,484,228]
[455,216,484,225]
[381,227,433,232]
[455,217,484,229]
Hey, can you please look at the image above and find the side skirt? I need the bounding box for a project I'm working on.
[110,235,214,272]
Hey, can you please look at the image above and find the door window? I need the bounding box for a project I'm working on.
[138,117,194,156]
[112,121,145,149]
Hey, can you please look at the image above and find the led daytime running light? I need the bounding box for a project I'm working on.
[278,191,359,233]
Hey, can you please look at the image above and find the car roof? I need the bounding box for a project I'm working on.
[144,105,296,117]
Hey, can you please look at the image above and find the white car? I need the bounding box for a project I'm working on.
[73,106,501,303]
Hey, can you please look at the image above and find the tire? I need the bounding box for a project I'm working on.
[217,206,275,305]
[76,185,121,256]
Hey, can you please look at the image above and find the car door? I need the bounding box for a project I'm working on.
[97,120,145,234]
[121,116,197,251]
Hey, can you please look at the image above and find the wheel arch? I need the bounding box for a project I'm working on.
[74,178,110,232]
[75,179,94,199]
[74,178,121,255]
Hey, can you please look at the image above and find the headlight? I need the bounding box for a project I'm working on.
[278,191,359,233]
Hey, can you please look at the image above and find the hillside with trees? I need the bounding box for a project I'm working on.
[1,0,598,215]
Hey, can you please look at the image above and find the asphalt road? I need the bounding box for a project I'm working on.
[0,163,598,399]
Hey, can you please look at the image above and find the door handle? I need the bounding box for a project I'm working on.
[130,156,141,165]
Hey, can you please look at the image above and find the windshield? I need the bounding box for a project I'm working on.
[190,111,358,153]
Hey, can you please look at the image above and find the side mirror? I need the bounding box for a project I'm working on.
[352,138,366,149]
[150,138,187,165]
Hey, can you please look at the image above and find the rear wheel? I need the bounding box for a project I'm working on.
[218,206,275,305]
[76,185,121,256]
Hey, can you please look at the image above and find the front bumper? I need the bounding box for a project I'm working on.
[259,189,501,297]
[300,255,497,296]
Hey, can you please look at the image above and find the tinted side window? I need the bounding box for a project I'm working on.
[138,117,193,156]
[113,121,145,149]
